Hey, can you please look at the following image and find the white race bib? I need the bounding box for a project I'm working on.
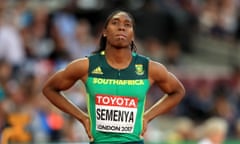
[95,94,138,133]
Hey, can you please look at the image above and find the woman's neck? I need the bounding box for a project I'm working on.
[105,46,132,70]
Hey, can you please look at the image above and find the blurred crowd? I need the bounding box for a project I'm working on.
[0,0,240,143]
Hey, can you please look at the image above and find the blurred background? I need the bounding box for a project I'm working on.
[0,0,240,143]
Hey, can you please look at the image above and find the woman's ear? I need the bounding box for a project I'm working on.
[103,29,107,37]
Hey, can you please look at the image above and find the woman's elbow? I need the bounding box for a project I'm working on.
[178,84,186,100]
[42,85,49,98]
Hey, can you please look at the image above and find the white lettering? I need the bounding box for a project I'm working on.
[96,95,137,108]
[129,99,136,107]
[110,97,117,105]
[96,95,102,104]
[116,98,124,106]
[102,97,110,104]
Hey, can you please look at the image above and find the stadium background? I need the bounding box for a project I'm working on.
[0,0,240,143]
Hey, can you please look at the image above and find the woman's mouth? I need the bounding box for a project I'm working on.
[115,34,127,40]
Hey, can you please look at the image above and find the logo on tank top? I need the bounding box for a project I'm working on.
[92,66,103,74]
[135,64,144,75]
[95,94,138,133]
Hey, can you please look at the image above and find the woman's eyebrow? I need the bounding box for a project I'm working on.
[111,17,132,23]
[111,17,120,21]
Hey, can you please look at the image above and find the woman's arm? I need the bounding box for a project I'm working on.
[42,58,93,140]
[142,60,185,135]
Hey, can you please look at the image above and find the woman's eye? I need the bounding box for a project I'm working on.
[125,23,131,27]
[112,21,118,25]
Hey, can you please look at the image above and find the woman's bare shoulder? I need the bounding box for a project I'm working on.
[149,60,168,83]
[62,57,89,79]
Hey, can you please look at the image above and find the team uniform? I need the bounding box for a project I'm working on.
[85,51,150,144]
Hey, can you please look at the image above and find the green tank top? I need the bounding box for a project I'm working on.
[85,51,150,143]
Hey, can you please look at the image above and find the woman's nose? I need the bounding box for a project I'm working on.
[118,24,125,31]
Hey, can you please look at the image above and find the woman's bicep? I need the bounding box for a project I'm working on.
[44,58,89,91]
[45,70,76,91]
[158,72,184,94]
[149,61,182,94]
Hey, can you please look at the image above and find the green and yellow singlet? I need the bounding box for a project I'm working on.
[85,51,150,143]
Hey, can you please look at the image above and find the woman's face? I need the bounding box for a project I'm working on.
[104,12,134,49]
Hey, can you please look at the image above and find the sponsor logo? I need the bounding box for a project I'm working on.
[92,66,103,75]
[96,95,137,108]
